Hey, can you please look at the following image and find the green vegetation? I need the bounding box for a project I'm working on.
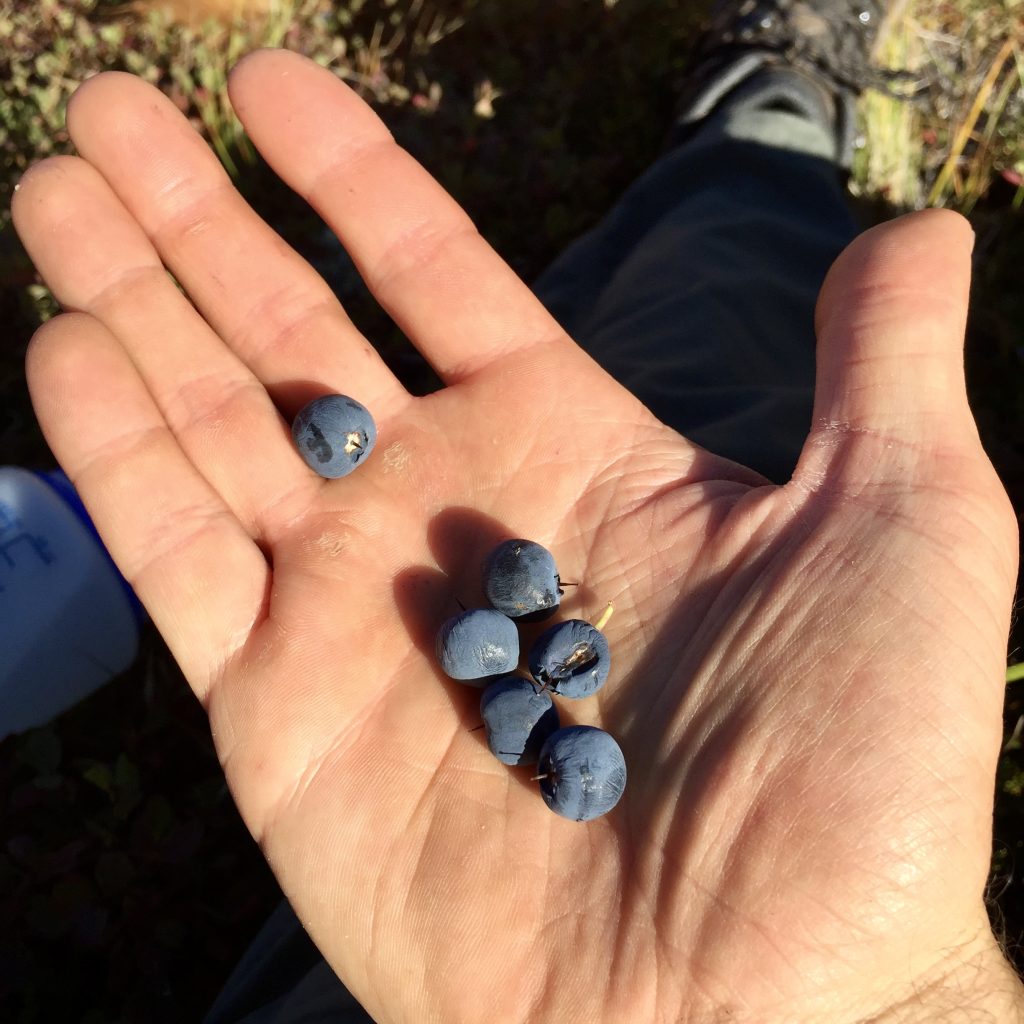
[1,0,1022,1017]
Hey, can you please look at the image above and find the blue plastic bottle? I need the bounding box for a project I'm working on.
[0,466,144,740]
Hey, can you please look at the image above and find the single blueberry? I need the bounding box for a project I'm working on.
[482,539,562,621]
[536,726,627,822]
[435,609,519,683]
[528,619,610,698]
[479,676,560,766]
[292,394,377,479]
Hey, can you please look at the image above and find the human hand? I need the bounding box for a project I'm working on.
[13,49,1023,1024]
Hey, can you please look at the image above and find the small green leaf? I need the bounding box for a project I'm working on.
[82,761,114,797]
[34,52,61,78]
[124,50,148,75]
[197,60,221,94]
[1002,767,1024,797]
[98,23,124,46]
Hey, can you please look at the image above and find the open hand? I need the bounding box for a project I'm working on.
[13,49,1022,1024]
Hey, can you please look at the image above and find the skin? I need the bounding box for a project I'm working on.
[12,49,1024,1024]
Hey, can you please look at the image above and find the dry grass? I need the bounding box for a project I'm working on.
[856,0,925,208]
[857,0,1024,212]
[119,0,1024,216]
[122,0,277,27]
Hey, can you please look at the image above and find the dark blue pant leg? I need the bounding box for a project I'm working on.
[532,93,859,483]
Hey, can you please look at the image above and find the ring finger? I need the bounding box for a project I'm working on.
[65,70,409,418]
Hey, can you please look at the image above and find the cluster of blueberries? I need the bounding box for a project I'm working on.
[289,395,626,823]
[436,540,627,823]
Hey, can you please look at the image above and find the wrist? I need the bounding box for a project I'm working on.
[869,930,1024,1024]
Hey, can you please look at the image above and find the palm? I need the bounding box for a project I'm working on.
[14,51,1017,1024]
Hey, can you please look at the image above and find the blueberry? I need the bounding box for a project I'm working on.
[528,619,610,698]
[292,394,377,479]
[435,609,519,683]
[482,539,562,621]
[536,726,626,822]
[479,676,560,766]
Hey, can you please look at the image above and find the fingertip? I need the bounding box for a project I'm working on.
[907,205,974,242]
[887,207,975,261]
[228,47,321,100]
[230,45,303,72]
[228,46,282,101]
[815,208,974,338]
[227,47,368,129]
[807,208,980,461]
[26,312,109,386]
[227,45,277,81]
[25,313,123,446]
[14,153,76,196]
[12,155,87,242]
[24,314,63,386]
[66,69,138,128]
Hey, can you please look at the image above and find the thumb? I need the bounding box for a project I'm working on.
[801,208,980,482]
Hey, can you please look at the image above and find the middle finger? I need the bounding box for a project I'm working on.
[65,70,408,416]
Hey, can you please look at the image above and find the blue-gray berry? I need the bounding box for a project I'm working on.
[479,676,560,766]
[536,726,626,822]
[435,609,519,683]
[528,619,610,698]
[292,394,377,478]
[482,539,562,621]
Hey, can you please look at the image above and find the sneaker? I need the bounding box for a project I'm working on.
[672,0,917,165]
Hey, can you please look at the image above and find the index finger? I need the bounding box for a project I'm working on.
[227,48,570,383]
